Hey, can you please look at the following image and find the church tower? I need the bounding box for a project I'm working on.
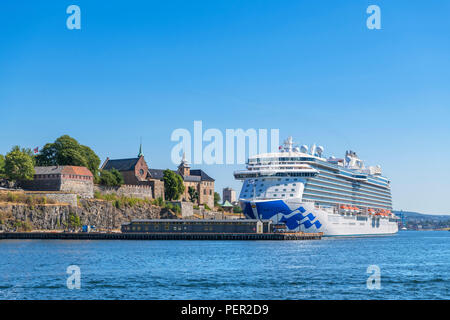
[177,152,190,176]
[138,141,143,158]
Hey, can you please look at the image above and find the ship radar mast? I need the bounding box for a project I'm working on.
[344,150,365,169]
[280,137,324,156]
[281,136,298,152]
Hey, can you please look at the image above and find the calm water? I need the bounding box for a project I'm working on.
[0,231,448,300]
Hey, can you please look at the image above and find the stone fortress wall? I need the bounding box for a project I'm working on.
[94,184,153,199]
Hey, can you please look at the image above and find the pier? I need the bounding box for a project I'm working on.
[0,232,322,241]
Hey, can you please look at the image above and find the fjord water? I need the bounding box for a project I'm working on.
[0,231,448,300]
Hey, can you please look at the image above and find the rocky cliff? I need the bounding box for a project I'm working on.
[0,199,177,232]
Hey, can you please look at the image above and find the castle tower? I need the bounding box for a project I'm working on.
[177,152,190,176]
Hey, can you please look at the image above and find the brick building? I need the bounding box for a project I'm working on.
[148,155,215,209]
[21,166,94,198]
[100,154,164,200]
[101,148,215,207]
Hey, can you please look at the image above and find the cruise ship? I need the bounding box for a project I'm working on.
[234,137,399,236]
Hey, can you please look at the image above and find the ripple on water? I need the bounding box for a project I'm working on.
[0,231,448,299]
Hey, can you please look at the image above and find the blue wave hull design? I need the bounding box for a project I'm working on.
[245,200,322,231]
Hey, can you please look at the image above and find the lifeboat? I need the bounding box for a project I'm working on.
[339,205,348,214]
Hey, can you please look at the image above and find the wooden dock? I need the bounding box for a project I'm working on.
[0,232,322,241]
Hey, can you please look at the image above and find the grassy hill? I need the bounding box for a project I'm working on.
[394,211,450,221]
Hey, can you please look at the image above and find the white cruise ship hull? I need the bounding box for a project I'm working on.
[241,199,398,237]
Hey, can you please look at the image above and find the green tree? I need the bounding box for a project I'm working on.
[99,168,124,187]
[35,135,100,177]
[188,186,199,203]
[111,168,124,186]
[67,212,82,230]
[99,170,115,186]
[233,205,243,214]
[163,169,185,201]
[81,145,101,179]
[214,192,221,207]
[0,154,5,178]
[4,146,35,181]
[36,135,86,166]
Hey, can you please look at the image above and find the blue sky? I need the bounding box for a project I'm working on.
[0,1,449,214]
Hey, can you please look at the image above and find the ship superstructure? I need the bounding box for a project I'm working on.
[234,137,398,236]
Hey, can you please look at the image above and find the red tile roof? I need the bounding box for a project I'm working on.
[61,166,93,176]
[34,166,93,177]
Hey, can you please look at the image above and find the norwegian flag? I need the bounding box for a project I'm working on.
[279,145,282,150]
[33,147,39,154]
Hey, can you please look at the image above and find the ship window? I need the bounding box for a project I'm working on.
[291,189,295,191]
[281,194,285,197]
[275,189,278,191]
[293,183,296,186]
[273,194,277,197]
[290,194,294,197]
